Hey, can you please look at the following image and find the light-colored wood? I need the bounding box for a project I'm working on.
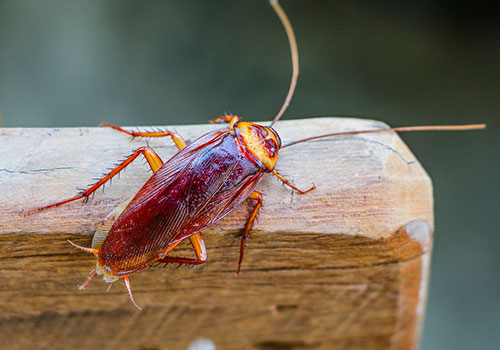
[0,117,433,350]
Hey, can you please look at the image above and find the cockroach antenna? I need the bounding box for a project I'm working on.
[267,0,486,144]
[281,124,487,149]
[269,0,298,127]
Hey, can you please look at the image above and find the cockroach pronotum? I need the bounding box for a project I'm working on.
[22,0,485,309]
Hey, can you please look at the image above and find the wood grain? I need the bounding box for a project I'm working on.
[0,117,433,350]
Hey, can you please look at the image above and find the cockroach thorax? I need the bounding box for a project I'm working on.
[234,121,280,172]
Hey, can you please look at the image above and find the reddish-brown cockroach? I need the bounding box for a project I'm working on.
[22,0,485,309]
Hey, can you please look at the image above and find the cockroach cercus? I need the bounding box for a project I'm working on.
[22,0,485,309]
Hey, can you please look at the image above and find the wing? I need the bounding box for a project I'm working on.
[98,129,264,276]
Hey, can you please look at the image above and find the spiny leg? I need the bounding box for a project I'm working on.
[272,170,315,194]
[101,122,187,151]
[157,233,208,266]
[123,276,142,310]
[235,191,263,276]
[22,146,164,215]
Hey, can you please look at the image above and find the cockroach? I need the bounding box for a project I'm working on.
[22,0,484,309]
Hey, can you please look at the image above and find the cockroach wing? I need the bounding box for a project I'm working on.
[98,129,264,276]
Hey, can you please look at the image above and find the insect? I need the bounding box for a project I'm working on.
[22,0,484,309]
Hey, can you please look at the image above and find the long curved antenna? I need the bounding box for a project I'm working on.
[281,124,486,148]
[270,0,298,127]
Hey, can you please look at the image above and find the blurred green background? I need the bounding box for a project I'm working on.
[0,1,498,348]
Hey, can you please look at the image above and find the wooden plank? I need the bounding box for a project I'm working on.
[0,117,433,350]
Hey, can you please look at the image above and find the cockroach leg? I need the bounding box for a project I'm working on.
[272,170,316,194]
[78,269,98,291]
[235,191,263,277]
[209,115,240,130]
[123,276,142,310]
[21,146,164,215]
[189,232,208,261]
[100,122,187,151]
[157,233,208,266]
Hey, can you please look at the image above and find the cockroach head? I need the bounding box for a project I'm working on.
[234,122,281,172]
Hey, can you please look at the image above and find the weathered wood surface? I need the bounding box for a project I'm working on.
[0,117,433,350]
